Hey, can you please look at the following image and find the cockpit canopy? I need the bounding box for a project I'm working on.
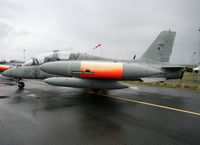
[23,51,79,66]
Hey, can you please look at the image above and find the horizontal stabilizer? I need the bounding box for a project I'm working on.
[141,77,166,83]
[162,66,184,69]
[162,66,185,72]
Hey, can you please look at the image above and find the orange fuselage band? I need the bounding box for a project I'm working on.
[80,61,123,79]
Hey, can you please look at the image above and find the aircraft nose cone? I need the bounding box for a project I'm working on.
[2,69,13,77]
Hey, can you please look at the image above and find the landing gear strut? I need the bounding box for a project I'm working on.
[17,81,25,89]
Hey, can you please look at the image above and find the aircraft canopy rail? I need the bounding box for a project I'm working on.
[23,51,79,66]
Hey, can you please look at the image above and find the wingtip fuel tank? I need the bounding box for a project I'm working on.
[44,77,129,89]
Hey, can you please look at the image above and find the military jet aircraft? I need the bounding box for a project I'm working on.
[193,65,200,73]
[2,50,121,88]
[3,30,185,90]
[0,59,24,73]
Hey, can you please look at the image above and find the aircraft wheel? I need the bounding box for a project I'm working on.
[18,82,25,89]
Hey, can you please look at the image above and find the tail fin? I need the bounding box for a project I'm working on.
[140,30,176,62]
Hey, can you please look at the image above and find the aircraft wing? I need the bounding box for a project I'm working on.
[141,77,166,83]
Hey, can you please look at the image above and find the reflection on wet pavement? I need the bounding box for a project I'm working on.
[0,78,200,145]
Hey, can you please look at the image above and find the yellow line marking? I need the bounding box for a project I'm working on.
[97,93,200,116]
[25,79,200,116]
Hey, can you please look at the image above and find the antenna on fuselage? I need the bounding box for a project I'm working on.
[133,55,136,60]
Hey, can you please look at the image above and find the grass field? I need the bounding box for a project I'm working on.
[124,72,200,91]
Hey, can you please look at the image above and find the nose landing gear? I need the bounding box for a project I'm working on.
[17,81,25,89]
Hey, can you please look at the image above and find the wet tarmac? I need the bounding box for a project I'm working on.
[0,77,200,145]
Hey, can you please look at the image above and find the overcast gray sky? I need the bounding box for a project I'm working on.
[0,0,199,64]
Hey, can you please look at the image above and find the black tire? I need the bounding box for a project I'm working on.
[18,82,25,89]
